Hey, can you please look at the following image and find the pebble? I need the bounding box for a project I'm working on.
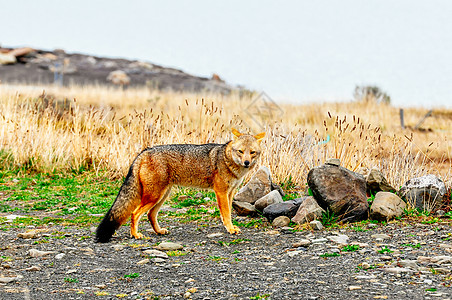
[287,250,304,257]
[17,230,38,239]
[272,216,291,227]
[28,249,56,257]
[143,249,169,259]
[137,258,150,265]
[348,285,362,290]
[0,275,23,283]
[371,234,390,240]
[292,239,312,248]
[312,238,328,244]
[55,253,65,260]
[327,234,349,245]
[112,244,126,251]
[380,255,392,261]
[310,220,323,230]
[154,242,183,251]
[207,233,223,238]
[361,262,371,270]
[25,266,41,272]
[152,258,166,263]
[397,259,418,270]
[383,267,412,274]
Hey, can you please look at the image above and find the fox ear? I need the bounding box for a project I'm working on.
[231,128,242,138]
[254,132,265,143]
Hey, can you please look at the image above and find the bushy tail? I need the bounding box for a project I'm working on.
[95,161,142,243]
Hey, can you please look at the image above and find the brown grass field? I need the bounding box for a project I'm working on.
[0,84,451,191]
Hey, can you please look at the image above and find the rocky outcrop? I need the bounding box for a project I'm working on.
[366,168,395,194]
[262,198,304,222]
[307,164,369,222]
[291,196,325,224]
[398,175,446,212]
[0,46,239,93]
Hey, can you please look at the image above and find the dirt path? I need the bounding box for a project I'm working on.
[1,213,451,300]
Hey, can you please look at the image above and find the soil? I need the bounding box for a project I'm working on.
[1,213,451,300]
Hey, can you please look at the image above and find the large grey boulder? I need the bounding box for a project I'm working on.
[291,196,325,224]
[262,198,305,222]
[398,175,446,212]
[234,166,276,204]
[370,192,406,221]
[307,164,369,222]
[254,190,283,212]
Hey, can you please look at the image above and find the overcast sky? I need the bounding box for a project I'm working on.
[1,0,452,108]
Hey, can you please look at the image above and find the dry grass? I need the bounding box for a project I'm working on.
[0,84,450,190]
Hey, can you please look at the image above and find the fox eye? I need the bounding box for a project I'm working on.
[250,151,256,155]
[238,150,244,154]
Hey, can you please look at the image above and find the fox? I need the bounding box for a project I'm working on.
[95,128,265,243]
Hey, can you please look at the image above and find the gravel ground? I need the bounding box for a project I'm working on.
[1,214,451,300]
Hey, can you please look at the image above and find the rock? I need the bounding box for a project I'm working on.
[107,70,131,85]
[371,233,390,240]
[254,190,283,212]
[397,259,419,270]
[361,262,371,270]
[193,192,204,199]
[55,253,65,260]
[262,198,304,222]
[0,53,17,65]
[307,164,369,222]
[366,169,395,194]
[383,267,412,274]
[207,233,223,238]
[234,166,272,204]
[398,174,446,212]
[271,182,286,197]
[25,266,41,271]
[0,275,23,283]
[8,47,34,58]
[327,234,349,245]
[310,221,324,231]
[154,242,183,251]
[17,230,38,239]
[232,201,256,216]
[348,286,362,291]
[312,237,328,243]
[292,239,312,248]
[143,249,169,259]
[370,192,406,221]
[137,259,150,265]
[325,158,341,166]
[380,255,392,261]
[291,196,325,224]
[112,244,126,251]
[152,257,166,263]
[28,249,55,257]
[272,216,290,227]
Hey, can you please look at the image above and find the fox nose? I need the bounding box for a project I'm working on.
[244,160,250,167]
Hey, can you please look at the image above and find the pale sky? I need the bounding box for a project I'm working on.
[1,0,452,108]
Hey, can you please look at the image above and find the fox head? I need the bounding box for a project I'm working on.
[228,128,265,168]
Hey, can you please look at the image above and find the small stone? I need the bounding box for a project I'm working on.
[65,269,77,274]
[371,234,390,240]
[383,267,412,274]
[272,216,291,227]
[254,190,283,212]
[143,249,169,259]
[312,238,328,244]
[184,292,192,299]
[137,259,150,265]
[325,158,341,166]
[361,262,371,270]
[55,253,65,260]
[207,233,223,238]
[348,286,362,291]
[287,250,304,257]
[310,220,323,230]
[436,210,445,217]
[154,242,183,251]
[327,234,349,245]
[25,266,41,271]
[232,201,256,216]
[152,257,166,263]
[397,259,418,270]
[112,244,126,251]
[193,192,204,199]
[0,276,21,283]
[380,255,392,261]
[185,278,195,283]
[18,230,39,239]
[265,230,280,235]
[28,249,55,257]
[293,239,312,248]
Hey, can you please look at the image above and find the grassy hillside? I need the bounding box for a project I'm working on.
[0,84,450,190]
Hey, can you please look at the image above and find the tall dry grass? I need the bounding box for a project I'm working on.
[0,84,450,190]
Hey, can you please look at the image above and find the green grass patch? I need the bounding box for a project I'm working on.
[377,246,393,254]
[124,273,140,279]
[342,245,360,252]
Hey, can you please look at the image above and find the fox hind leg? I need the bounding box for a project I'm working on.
[147,187,171,235]
[130,187,170,239]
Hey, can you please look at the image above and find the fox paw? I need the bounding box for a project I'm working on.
[227,225,241,234]
[132,232,146,240]
[156,228,169,235]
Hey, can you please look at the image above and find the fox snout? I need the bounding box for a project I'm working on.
[244,160,250,168]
